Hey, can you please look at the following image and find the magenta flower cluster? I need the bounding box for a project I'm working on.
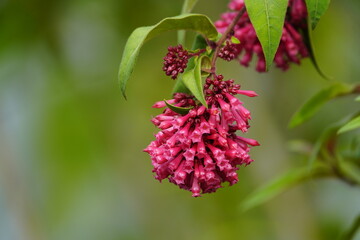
[218,41,239,61]
[144,75,259,197]
[215,0,309,72]
[163,45,189,79]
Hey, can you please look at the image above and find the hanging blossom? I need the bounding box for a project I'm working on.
[144,75,259,197]
[215,0,309,72]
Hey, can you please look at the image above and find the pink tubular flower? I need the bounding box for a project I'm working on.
[144,76,259,197]
[214,0,309,72]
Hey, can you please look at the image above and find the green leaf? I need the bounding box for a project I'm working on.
[178,0,200,45]
[173,34,208,94]
[355,96,360,102]
[164,100,193,115]
[289,82,353,128]
[244,0,288,71]
[301,21,331,79]
[182,55,209,107]
[305,0,331,30]
[172,76,191,95]
[230,36,240,44]
[240,163,330,212]
[118,14,218,98]
[338,116,360,134]
[200,56,211,76]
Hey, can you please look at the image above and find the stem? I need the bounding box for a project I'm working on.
[352,84,360,94]
[210,7,246,74]
[331,164,359,187]
[340,214,360,240]
[337,84,360,98]
[189,48,206,57]
[325,149,360,187]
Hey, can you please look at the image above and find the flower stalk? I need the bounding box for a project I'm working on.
[211,6,246,74]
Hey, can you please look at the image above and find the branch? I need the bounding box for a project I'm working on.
[210,7,246,73]
[340,214,360,240]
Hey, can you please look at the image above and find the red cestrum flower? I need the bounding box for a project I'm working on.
[215,0,309,72]
[144,75,259,197]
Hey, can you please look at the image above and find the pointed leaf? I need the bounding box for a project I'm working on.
[230,36,241,44]
[164,100,193,115]
[240,163,330,212]
[244,0,289,71]
[200,56,211,76]
[338,116,360,134]
[118,14,218,98]
[172,77,191,95]
[305,0,331,30]
[182,55,209,107]
[302,21,331,79]
[289,82,353,128]
[182,69,201,103]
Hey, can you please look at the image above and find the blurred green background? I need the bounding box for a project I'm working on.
[0,0,359,239]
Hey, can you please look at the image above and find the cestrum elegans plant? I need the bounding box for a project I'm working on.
[118,0,360,213]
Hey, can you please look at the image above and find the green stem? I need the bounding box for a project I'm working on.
[178,0,199,45]
[340,214,360,240]
[323,152,360,187]
[319,131,360,187]
[331,163,359,187]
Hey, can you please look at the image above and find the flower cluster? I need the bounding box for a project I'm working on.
[218,41,239,61]
[163,45,189,79]
[144,75,259,197]
[215,0,309,72]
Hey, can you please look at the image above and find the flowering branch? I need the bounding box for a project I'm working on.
[210,6,246,74]
[143,6,260,197]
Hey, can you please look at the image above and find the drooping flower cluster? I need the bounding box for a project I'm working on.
[144,75,259,197]
[163,45,190,79]
[215,0,309,72]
